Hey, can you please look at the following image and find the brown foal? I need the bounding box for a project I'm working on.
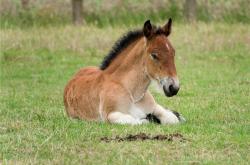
[64,19,185,124]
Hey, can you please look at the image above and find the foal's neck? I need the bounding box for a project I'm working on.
[110,38,151,103]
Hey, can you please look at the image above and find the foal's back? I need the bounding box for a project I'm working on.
[64,67,103,120]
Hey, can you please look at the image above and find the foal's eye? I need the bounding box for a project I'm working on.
[150,53,159,60]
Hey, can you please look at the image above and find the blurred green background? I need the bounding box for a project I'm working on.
[1,0,250,28]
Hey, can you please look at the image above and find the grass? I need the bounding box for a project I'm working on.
[0,22,250,164]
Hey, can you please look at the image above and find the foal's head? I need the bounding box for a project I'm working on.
[143,19,179,97]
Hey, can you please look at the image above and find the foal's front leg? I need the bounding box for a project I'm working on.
[107,111,148,125]
[153,104,183,124]
[137,92,185,124]
[103,85,149,125]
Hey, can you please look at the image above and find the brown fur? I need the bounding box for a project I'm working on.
[64,19,179,123]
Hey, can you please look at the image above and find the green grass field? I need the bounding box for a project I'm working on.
[0,22,250,164]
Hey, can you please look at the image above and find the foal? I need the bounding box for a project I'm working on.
[64,19,185,124]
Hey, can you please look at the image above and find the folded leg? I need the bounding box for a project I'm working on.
[107,111,149,125]
[136,91,185,124]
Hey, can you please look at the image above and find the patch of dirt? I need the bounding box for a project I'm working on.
[100,133,187,142]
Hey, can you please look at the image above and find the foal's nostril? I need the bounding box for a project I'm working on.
[169,85,174,93]
[169,85,179,95]
[162,79,180,97]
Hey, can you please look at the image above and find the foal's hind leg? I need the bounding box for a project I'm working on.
[107,112,148,125]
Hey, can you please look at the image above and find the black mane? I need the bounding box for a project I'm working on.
[100,29,143,70]
[99,25,165,70]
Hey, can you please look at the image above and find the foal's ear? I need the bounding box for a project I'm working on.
[162,18,172,36]
[143,20,153,39]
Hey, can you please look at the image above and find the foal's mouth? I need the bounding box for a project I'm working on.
[160,77,180,97]
[163,85,179,97]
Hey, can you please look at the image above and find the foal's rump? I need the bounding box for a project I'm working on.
[64,67,103,120]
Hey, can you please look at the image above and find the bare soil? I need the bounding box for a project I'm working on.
[100,133,187,142]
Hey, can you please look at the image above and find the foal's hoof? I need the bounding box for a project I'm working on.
[146,111,186,124]
[146,114,161,124]
[172,111,186,123]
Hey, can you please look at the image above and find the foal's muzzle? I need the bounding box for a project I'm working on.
[160,77,180,97]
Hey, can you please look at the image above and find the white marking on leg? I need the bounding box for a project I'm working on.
[153,104,179,124]
[108,111,147,125]
[129,104,147,119]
